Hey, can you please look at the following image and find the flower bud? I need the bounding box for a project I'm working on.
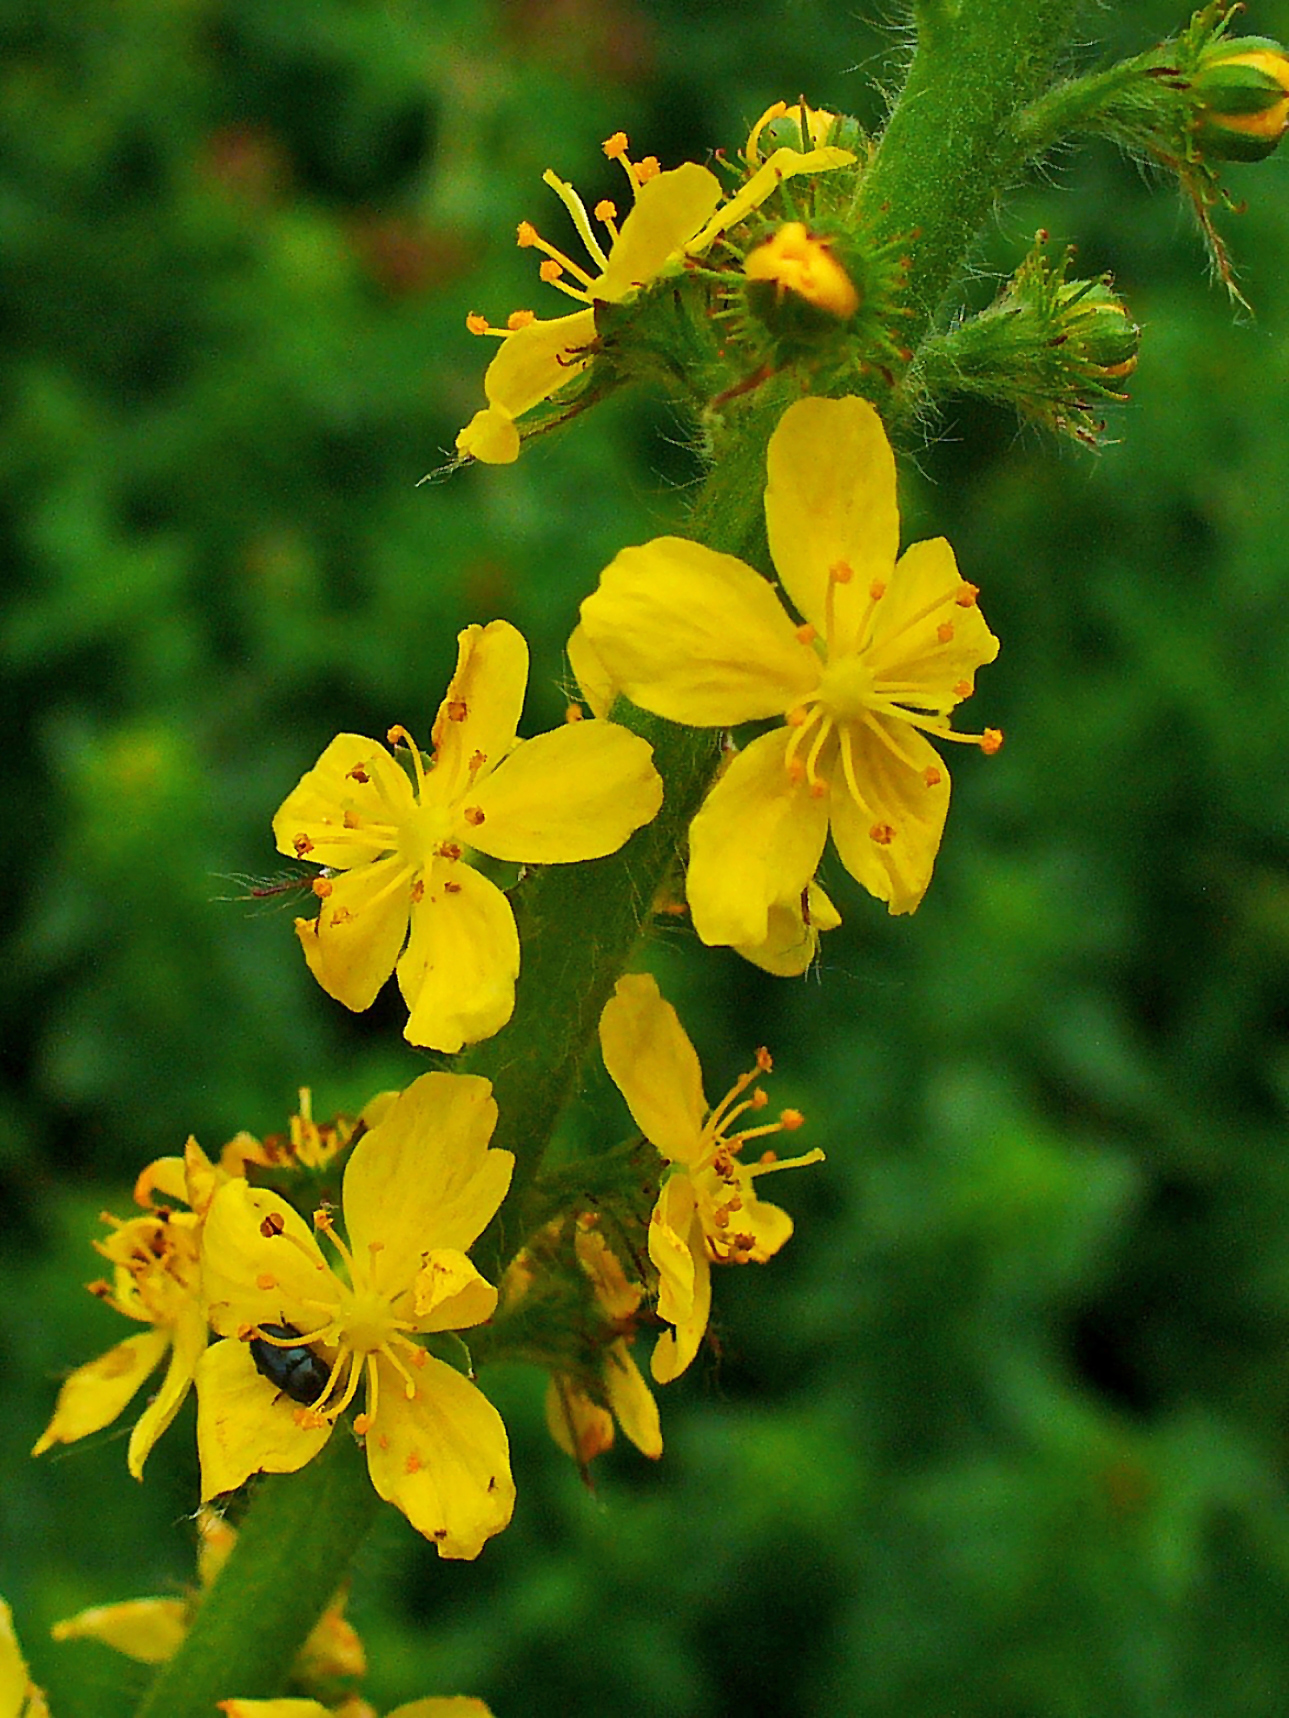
[1192,37,1289,161]
[745,99,864,164]
[744,221,861,325]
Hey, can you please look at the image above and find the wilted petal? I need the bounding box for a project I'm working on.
[687,728,829,948]
[651,1206,711,1385]
[599,973,706,1162]
[545,1376,615,1464]
[365,1354,514,1559]
[603,1341,662,1459]
[581,537,817,726]
[32,1328,170,1456]
[648,1174,698,1326]
[51,1598,187,1665]
[468,720,661,863]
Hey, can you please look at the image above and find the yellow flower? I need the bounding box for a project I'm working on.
[217,1699,491,1717]
[598,974,823,1383]
[744,221,860,319]
[544,1224,661,1465]
[457,128,855,463]
[32,1152,208,1480]
[195,1072,515,1560]
[51,1508,364,1683]
[274,620,662,1053]
[580,395,1001,941]
[0,1600,50,1718]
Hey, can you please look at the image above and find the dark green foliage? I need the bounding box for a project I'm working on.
[6,2,1289,1715]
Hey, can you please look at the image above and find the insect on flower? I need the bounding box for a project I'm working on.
[248,1321,336,1408]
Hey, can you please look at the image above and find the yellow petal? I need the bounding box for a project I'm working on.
[397,868,519,1053]
[294,856,412,1012]
[387,1702,494,1718]
[272,734,414,871]
[468,720,661,863]
[51,1598,187,1665]
[216,1703,329,1717]
[195,1340,331,1502]
[343,1073,508,1283]
[764,395,900,651]
[294,1603,367,1684]
[133,1153,187,1208]
[127,1299,207,1479]
[1,1599,44,1718]
[730,1182,796,1261]
[455,405,519,465]
[603,1341,662,1459]
[580,537,817,725]
[866,537,1000,702]
[566,622,617,719]
[687,144,856,251]
[475,309,595,419]
[32,1328,170,1455]
[365,1354,514,1559]
[829,718,951,914]
[412,1250,499,1334]
[544,1376,615,1463]
[648,1174,698,1324]
[598,162,722,299]
[651,1205,711,1385]
[733,878,841,977]
[431,621,528,798]
[598,973,706,1162]
[201,1180,336,1338]
[687,727,830,948]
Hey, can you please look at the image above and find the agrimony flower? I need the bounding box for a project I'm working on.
[195,1072,515,1560]
[32,1151,208,1479]
[274,619,662,1053]
[457,128,854,463]
[580,395,1001,942]
[599,973,823,1382]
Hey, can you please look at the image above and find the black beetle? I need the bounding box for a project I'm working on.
[249,1322,333,1408]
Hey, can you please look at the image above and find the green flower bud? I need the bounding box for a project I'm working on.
[1191,39,1289,161]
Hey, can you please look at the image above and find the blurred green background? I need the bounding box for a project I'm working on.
[5,1,1289,1713]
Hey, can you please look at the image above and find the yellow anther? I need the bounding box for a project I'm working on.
[923,765,943,788]
[982,727,1004,754]
[786,704,810,726]
[955,582,980,607]
[869,579,886,601]
[602,132,630,159]
[293,833,313,857]
[594,199,617,222]
[780,1109,805,1130]
[463,805,486,827]
[565,702,585,723]
[256,1272,276,1291]
[466,312,488,335]
[830,559,854,584]
[869,822,895,845]
[539,258,564,282]
[795,623,817,645]
[353,1412,373,1435]
[516,221,539,247]
[636,155,660,181]
[937,621,955,643]
[446,700,467,723]
[507,308,535,329]
[952,679,972,699]
[756,1046,773,1072]
[312,877,332,899]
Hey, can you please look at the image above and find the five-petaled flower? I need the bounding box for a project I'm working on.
[456,128,854,464]
[599,973,824,1382]
[579,395,1001,943]
[274,619,662,1053]
[195,1071,515,1560]
[32,1149,210,1480]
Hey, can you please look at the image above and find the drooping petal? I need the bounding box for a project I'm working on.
[686,728,829,948]
[603,1341,662,1459]
[1,1600,45,1718]
[866,537,1000,705]
[474,309,596,420]
[687,144,857,252]
[272,734,414,871]
[545,1376,615,1464]
[455,404,520,465]
[731,1183,796,1261]
[651,1207,711,1385]
[342,1073,507,1283]
[764,395,900,651]
[51,1598,188,1665]
[127,1298,207,1479]
[194,1340,331,1501]
[829,717,951,914]
[412,1249,499,1334]
[397,867,519,1053]
[733,877,841,977]
[201,1180,335,1339]
[293,856,412,1012]
[597,162,722,299]
[32,1328,170,1456]
[365,1354,514,1559]
[581,538,818,725]
[648,1173,698,1325]
[599,973,706,1162]
[431,621,529,800]
[468,720,661,863]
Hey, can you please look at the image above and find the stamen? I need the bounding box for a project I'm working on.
[783,701,825,782]
[258,1214,328,1272]
[540,170,610,276]
[802,714,833,797]
[385,724,429,799]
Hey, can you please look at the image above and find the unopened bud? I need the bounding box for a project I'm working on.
[745,222,861,322]
[1192,39,1289,161]
[745,100,864,164]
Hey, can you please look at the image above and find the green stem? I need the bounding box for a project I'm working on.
[134,1429,378,1718]
[860,0,1090,347]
